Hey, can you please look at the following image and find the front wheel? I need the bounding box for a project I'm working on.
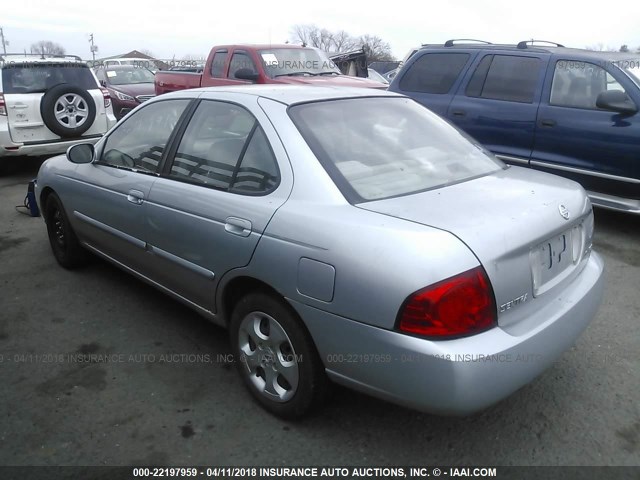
[44,193,88,269]
[230,292,329,419]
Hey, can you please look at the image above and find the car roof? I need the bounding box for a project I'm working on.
[212,44,313,51]
[189,85,401,105]
[97,64,152,70]
[419,43,640,61]
[0,54,85,65]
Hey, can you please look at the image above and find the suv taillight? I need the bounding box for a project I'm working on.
[0,93,6,116]
[397,266,497,339]
[100,88,111,108]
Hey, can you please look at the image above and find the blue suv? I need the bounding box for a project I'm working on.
[389,40,640,214]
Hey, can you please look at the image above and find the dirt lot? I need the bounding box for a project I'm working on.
[0,159,638,467]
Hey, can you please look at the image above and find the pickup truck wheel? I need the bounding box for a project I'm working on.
[230,291,329,419]
[40,84,96,138]
[45,193,88,269]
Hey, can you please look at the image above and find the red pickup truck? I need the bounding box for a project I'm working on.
[155,44,387,95]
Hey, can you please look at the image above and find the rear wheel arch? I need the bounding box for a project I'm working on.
[220,276,284,325]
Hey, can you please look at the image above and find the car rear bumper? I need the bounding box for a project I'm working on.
[289,252,604,415]
[0,133,103,158]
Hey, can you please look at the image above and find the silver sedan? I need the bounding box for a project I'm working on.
[35,86,604,419]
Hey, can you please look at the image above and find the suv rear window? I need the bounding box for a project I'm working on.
[289,97,502,202]
[1,63,97,94]
[399,53,470,94]
[466,55,542,103]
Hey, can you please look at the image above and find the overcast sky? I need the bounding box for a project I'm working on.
[3,0,640,61]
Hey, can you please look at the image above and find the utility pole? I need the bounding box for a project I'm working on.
[0,27,9,55]
[88,33,98,61]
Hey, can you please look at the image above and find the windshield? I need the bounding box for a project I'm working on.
[624,66,640,86]
[106,68,155,85]
[289,97,503,202]
[1,63,96,93]
[259,48,340,78]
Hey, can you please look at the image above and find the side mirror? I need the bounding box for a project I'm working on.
[234,68,259,82]
[67,143,95,164]
[100,79,107,87]
[596,90,638,114]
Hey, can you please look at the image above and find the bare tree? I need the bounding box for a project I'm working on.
[140,48,155,57]
[289,24,396,61]
[333,30,359,53]
[30,40,65,56]
[359,34,395,62]
[585,43,617,52]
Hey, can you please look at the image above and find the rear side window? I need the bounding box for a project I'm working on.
[2,63,97,93]
[210,50,228,78]
[399,53,470,94]
[169,101,279,194]
[466,55,542,103]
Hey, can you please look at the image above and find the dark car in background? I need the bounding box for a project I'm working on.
[94,65,155,119]
[389,40,640,214]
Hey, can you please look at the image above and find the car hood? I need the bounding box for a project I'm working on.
[357,166,594,326]
[272,75,387,89]
[108,82,155,97]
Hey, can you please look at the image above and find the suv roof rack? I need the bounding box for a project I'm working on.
[0,53,83,62]
[444,39,493,47]
[517,40,565,49]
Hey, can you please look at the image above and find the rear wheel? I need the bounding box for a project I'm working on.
[44,193,88,269]
[230,291,329,419]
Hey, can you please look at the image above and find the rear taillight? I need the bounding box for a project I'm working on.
[100,88,111,108]
[0,93,6,116]
[397,266,497,339]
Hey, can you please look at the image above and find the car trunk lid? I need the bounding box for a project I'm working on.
[357,166,594,327]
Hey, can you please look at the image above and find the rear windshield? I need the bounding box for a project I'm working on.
[289,97,503,202]
[105,68,155,85]
[1,62,97,94]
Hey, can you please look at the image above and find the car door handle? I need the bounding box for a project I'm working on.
[225,217,252,237]
[540,119,557,127]
[451,109,466,117]
[126,190,144,205]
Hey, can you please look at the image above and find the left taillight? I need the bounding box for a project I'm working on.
[397,266,497,340]
[0,93,6,116]
[100,88,111,108]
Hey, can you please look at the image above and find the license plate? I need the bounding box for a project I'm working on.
[531,228,575,295]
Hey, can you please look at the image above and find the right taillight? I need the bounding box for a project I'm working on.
[0,93,6,116]
[397,266,497,339]
[100,88,111,108]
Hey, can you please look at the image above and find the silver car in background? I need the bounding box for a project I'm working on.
[36,86,604,419]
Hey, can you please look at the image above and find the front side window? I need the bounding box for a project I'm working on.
[466,55,542,103]
[169,101,279,194]
[399,53,470,94]
[229,52,256,78]
[289,97,502,202]
[550,60,627,109]
[100,99,189,172]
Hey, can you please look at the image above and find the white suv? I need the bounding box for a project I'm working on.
[0,54,117,169]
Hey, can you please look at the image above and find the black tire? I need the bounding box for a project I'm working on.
[230,291,329,419]
[40,84,96,138]
[44,193,88,269]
